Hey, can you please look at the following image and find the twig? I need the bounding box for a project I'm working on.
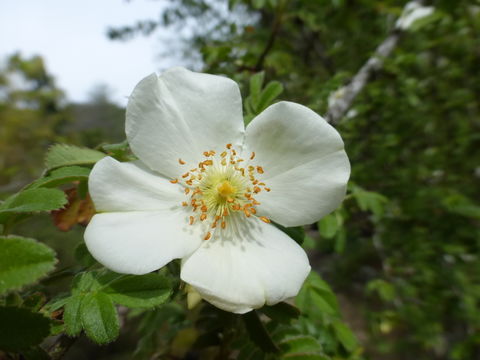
[47,334,77,360]
[254,4,284,71]
[325,0,427,125]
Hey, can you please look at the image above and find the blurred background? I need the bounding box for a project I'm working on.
[1,0,479,359]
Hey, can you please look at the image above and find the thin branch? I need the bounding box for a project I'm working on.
[325,0,428,125]
[47,334,77,360]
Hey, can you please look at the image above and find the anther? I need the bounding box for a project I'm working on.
[257,166,264,174]
[204,232,211,240]
[203,151,210,157]
[201,205,208,212]
[250,152,255,160]
[185,188,190,195]
[182,201,188,206]
[178,158,186,165]
[189,216,195,225]
[221,221,226,229]
[200,213,207,221]
[226,197,234,203]
[260,216,271,223]
[264,187,271,192]
[221,151,227,158]
[170,178,179,184]
[182,172,189,178]
[226,143,232,149]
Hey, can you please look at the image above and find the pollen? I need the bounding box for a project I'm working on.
[172,143,272,240]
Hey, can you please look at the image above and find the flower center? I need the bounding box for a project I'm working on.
[217,180,236,198]
[170,143,271,240]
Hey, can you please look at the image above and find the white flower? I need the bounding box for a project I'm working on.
[84,67,350,313]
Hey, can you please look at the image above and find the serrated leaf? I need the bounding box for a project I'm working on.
[0,188,67,220]
[296,272,340,318]
[28,166,91,189]
[103,273,172,308]
[331,319,357,351]
[80,293,119,344]
[71,271,102,294]
[0,236,57,294]
[45,144,105,170]
[256,81,284,113]
[0,306,52,351]
[64,295,83,336]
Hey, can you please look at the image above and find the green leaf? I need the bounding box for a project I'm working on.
[256,81,284,112]
[243,310,279,353]
[0,188,67,218]
[318,212,340,239]
[28,166,91,189]
[80,293,119,344]
[0,306,52,351]
[260,302,301,324]
[45,144,105,170]
[103,273,172,308]
[250,71,265,104]
[351,184,388,217]
[0,236,57,294]
[64,295,83,336]
[367,279,396,301]
[281,353,329,359]
[74,242,97,268]
[331,319,358,351]
[296,272,340,318]
[279,335,323,354]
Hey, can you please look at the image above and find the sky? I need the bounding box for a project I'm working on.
[0,0,176,105]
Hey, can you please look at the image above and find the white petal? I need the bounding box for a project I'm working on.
[243,101,350,227]
[85,210,203,274]
[180,217,311,313]
[126,67,245,179]
[89,156,184,212]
